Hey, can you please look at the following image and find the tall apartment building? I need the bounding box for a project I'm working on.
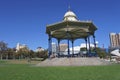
[16,43,28,52]
[110,33,120,48]
[51,42,57,53]
[59,43,68,52]
[51,43,68,55]
[36,47,44,52]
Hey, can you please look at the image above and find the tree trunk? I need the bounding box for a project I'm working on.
[1,54,3,60]
[13,54,15,60]
[6,54,8,60]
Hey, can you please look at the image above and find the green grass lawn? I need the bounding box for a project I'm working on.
[0,60,120,80]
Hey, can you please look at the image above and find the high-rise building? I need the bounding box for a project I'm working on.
[59,43,68,52]
[51,42,57,53]
[36,47,44,52]
[110,33,120,48]
[16,43,28,52]
[118,33,120,45]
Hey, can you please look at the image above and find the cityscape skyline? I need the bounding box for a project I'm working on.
[0,0,120,50]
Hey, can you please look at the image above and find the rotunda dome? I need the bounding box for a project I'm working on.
[63,10,78,21]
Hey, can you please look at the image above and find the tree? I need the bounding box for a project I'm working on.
[80,47,87,51]
[6,48,16,59]
[96,47,107,58]
[80,47,107,58]
[29,50,35,58]
[0,41,8,60]
[36,49,48,60]
[16,47,30,59]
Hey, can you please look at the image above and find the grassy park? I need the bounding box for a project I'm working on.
[0,60,120,80]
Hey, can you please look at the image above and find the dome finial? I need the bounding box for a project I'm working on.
[68,5,71,11]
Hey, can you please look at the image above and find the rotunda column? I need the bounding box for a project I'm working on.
[67,39,70,57]
[87,32,91,56]
[71,40,74,57]
[57,39,60,58]
[93,34,97,55]
[85,37,88,56]
[48,35,52,58]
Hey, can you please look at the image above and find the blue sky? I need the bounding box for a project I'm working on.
[0,0,120,50]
